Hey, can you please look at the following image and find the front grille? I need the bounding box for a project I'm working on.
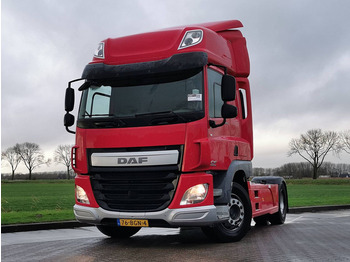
[90,170,179,212]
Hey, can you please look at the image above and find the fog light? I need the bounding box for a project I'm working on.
[75,185,90,204]
[180,184,208,205]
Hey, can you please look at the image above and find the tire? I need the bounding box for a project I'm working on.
[96,225,141,239]
[254,215,269,226]
[269,183,287,225]
[201,182,252,242]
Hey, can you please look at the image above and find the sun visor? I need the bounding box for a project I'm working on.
[82,52,208,80]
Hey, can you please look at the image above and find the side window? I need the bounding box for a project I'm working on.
[239,89,248,119]
[85,85,112,117]
[208,68,224,118]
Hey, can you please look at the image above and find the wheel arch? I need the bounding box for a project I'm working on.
[213,160,252,205]
[232,170,248,193]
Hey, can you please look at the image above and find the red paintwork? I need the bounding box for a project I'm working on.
[91,20,249,77]
[73,20,276,221]
[168,173,213,209]
[75,174,99,208]
[237,78,253,158]
[73,123,188,174]
[248,182,279,217]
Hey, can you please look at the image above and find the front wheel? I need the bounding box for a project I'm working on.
[97,225,141,239]
[201,182,252,242]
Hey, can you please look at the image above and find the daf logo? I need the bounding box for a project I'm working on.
[117,157,148,165]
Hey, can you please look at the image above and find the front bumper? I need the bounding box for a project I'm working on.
[74,204,229,227]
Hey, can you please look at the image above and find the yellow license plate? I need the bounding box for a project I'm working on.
[118,219,149,227]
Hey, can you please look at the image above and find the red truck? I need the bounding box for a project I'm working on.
[64,20,288,242]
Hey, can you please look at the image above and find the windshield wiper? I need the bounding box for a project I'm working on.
[135,111,188,123]
[87,116,127,128]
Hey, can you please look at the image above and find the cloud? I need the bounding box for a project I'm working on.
[2,0,350,173]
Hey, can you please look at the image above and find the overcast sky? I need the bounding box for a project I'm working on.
[2,0,350,173]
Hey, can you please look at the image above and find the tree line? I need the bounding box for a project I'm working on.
[254,162,350,179]
[2,129,350,180]
[2,143,73,180]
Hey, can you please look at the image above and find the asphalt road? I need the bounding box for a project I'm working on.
[2,210,350,262]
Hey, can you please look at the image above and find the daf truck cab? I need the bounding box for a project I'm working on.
[64,20,288,242]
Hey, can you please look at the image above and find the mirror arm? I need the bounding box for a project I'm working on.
[209,118,227,128]
[69,78,85,88]
[65,126,76,134]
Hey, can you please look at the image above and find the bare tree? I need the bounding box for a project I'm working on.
[340,130,350,154]
[14,142,50,180]
[2,147,22,180]
[54,145,73,179]
[288,129,340,179]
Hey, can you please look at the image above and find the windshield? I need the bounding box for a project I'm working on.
[78,70,204,128]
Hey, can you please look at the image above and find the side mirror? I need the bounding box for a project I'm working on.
[221,75,236,101]
[64,113,75,134]
[64,112,75,127]
[221,104,237,119]
[65,87,75,112]
[209,104,237,128]
[64,78,85,134]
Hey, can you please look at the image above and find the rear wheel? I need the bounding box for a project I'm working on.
[201,182,252,242]
[269,183,287,225]
[96,225,141,239]
[254,215,269,226]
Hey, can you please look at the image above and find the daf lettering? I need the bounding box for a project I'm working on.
[117,157,148,165]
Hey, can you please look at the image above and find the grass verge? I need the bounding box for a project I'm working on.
[2,180,75,225]
[1,179,350,224]
[285,178,350,207]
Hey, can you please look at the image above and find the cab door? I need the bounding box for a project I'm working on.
[206,67,241,170]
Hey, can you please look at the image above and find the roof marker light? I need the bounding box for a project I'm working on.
[94,42,105,59]
[178,30,203,50]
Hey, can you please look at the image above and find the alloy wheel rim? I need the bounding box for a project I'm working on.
[224,193,244,230]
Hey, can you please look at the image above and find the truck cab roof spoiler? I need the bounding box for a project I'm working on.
[186,20,243,32]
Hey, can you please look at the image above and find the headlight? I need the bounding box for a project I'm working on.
[178,30,203,50]
[75,185,90,204]
[180,183,208,205]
